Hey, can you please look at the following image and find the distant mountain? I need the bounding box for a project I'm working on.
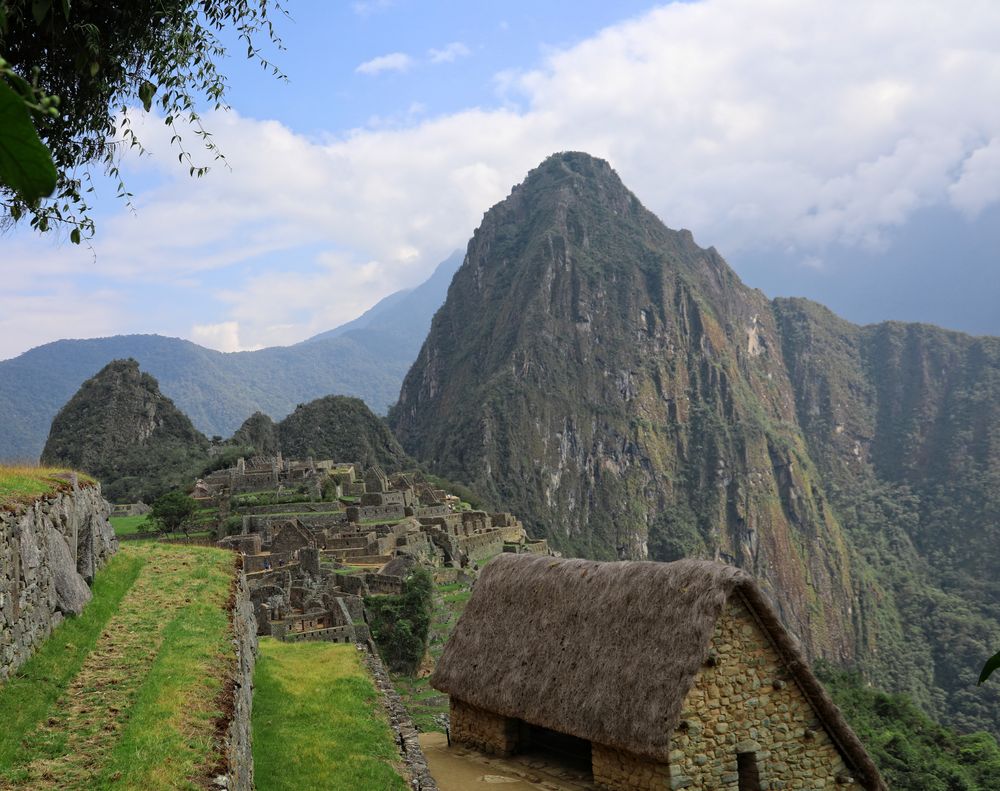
[392,151,1000,736]
[41,359,209,502]
[305,251,462,344]
[274,396,410,471]
[0,252,461,461]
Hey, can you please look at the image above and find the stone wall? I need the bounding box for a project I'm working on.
[670,594,864,790]
[364,643,439,790]
[221,567,257,791]
[450,697,520,756]
[591,743,671,791]
[456,530,505,564]
[1,483,118,681]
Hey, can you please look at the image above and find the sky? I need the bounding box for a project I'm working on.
[3,0,1000,359]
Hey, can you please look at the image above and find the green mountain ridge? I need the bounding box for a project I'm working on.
[391,151,1000,736]
[0,252,461,461]
[41,361,408,501]
[40,359,210,502]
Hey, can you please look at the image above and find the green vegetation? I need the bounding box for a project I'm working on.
[0,464,94,511]
[393,578,472,732]
[0,0,285,238]
[149,490,198,534]
[277,395,411,471]
[819,664,1000,790]
[40,359,211,503]
[252,639,408,791]
[0,551,145,770]
[365,568,433,674]
[109,514,150,536]
[0,543,236,789]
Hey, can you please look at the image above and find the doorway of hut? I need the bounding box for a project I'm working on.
[517,720,594,779]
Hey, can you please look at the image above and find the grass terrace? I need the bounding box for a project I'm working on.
[0,543,238,790]
[253,640,408,791]
[109,515,151,536]
[0,465,96,512]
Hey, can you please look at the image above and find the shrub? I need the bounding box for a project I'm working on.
[365,569,433,675]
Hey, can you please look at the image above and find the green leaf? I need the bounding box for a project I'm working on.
[979,650,1000,685]
[60,0,71,21]
[70,227,81,244]
[0,79,57,202]
[31,0,51,26]
[138,80,156,112]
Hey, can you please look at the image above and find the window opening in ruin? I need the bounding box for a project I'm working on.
[738,751,762,791]
[519,722,593,778]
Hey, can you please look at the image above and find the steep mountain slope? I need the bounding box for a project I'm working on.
[274,396,409,471]
[0,253,459,461]
[40,359,210,502]
[392,152,1000,734]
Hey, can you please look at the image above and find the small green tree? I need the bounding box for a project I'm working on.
[150,490,198,535]
[365,568,433,674]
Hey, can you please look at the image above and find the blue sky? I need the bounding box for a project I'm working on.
[3,0,1000,358]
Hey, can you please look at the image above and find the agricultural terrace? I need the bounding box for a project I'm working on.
[0,543,238,790]
[252,639,408,790]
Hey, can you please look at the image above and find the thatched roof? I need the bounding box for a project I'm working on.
[431,555,884,790]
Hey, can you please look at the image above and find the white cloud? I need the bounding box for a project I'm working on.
[428,42,471,64]
[6,0,1000,355]
[190,321,261,353]
[949,138,1000,217]
[356,52,413,75]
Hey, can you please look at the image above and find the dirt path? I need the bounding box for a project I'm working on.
[419,732,598,791]
[6,546,229,790]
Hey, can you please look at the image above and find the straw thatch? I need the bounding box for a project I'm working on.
[431,554,885,790]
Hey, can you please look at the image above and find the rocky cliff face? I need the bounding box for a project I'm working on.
[1,481,118,679]
[41,359,210,502]
[392,152,1000,734]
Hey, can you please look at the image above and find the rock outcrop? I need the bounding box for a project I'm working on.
[1,482,118,679]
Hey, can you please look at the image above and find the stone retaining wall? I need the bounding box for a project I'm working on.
[221,565,257,791]
[363,642,439,790]
[1,483,117,681]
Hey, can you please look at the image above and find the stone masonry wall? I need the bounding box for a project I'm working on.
[670,594,864,790]
[450,698,520,756]
[222,566,257,791]
[1,484,118,681]
[591,743,672,791]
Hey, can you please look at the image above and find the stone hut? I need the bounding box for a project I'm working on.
[430,555,885,791]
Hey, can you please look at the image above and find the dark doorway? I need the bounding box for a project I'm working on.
[738,751,762,791]
[518,722,593,776]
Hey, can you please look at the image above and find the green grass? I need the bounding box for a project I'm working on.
[253,640,408,791]
[0,465,96,511]
[0,543,237,790]
[0,550,146,768]
[109,515,150,535]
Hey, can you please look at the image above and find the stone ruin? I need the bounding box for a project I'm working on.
[206,456,548,646]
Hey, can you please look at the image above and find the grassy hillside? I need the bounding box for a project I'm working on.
[0,543,238,790]
[252,640,408,791]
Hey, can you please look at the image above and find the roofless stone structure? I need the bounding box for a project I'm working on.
[431,555,885,791]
